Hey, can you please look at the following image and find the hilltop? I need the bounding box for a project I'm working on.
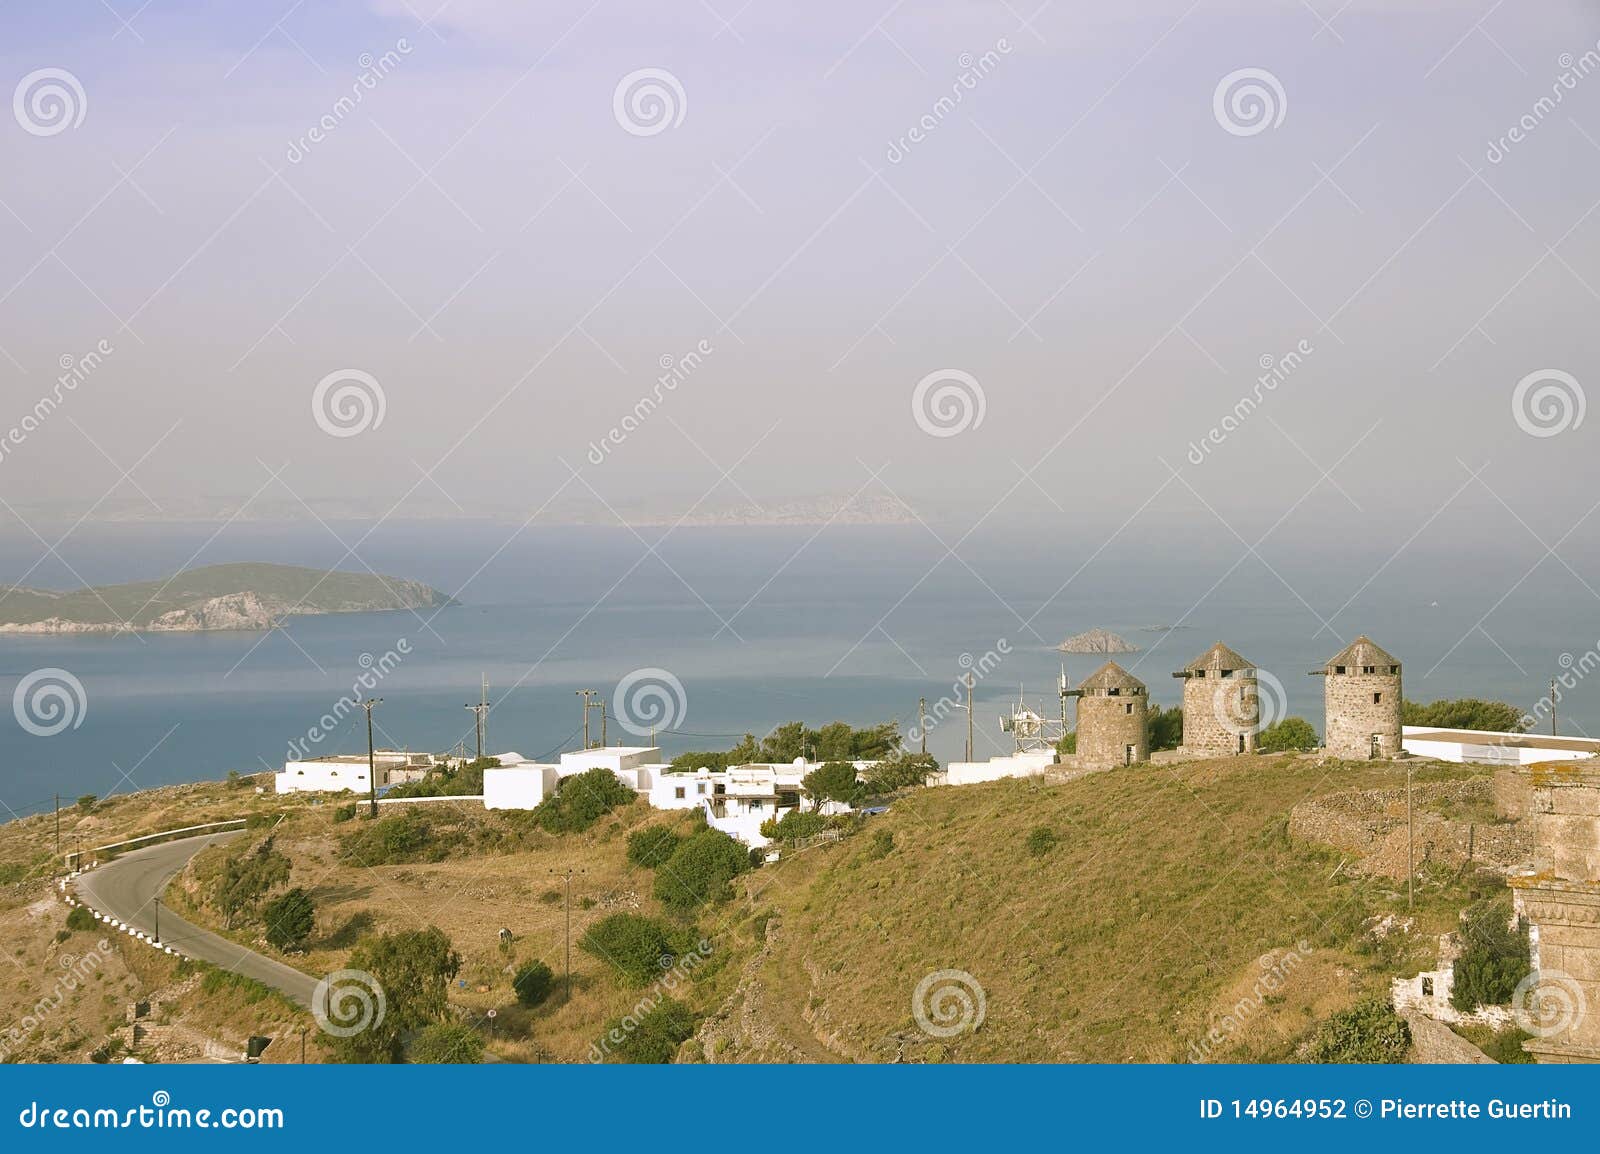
[1057,628,1139,654]
[0,562,453,634]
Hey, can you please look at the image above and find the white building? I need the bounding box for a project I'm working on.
[1402,727,1600,766]
[275,750,436,795]
[941,750,1057,786]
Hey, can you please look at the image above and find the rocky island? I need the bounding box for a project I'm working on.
[0,562,453,634]
[1056,628,1141,654]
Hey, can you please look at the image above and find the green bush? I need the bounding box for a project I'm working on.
[65,905,96,932]
[1402,698,1527,733]
[594,996,696,1063]
[653,828,750,912]
[1451,899,1530,1011]
[262,887,315,951]
[865,828,894,860]
[1304,998,1411,1063]
[626,826,682,868]
[579,914,684,987]
[758,810,827,842]
[1257,717,1318,753]
[512,959,556,1007]
[1147,705,1183,751]
[535,767,636,833]
[1026,827,1057,857]
[339,810,463,865]
[331,803,357,824]
[76,795,97,813]
[802,761,863,807]
[409,1022,484,1064]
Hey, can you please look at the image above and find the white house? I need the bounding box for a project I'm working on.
[941,750,1057,786]
[1402,727,1600,766]
[275,750,436,795]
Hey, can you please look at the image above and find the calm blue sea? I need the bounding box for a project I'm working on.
[1,521,1594,818]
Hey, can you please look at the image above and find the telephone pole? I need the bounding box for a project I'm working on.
[918,697,927,754]
[153,895,160,945]
[575,690,598,749]
[551,866,585,1002]
[965,672,975,763]
[465,674,489,760]
[1406,761,1414,911]
[600,700,609,748]
[53,794,60,857]
[361,698,383,818]
[1551,677,1558,736]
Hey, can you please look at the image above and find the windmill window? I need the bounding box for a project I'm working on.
[1363,666,1375,674]
[1334,666,1346,674]
[1125,703,1134,715]
[1220,669,1233,677]
[1373,693,1382,704]
[1194,670,1206,678]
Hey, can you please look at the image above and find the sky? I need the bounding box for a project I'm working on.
[2,0,1599,553]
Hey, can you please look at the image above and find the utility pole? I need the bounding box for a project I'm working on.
[600,700,608,749]
[551,866,584,1002]
[576,690,598,749]
[1551,677,1558,736]
[361,698,383,818]
[464,675,489,760]
[965,672,974,763]
[53,794,60,858]
[1406,761,1414,911]
[918,697,927,754]
[153,895,160,945]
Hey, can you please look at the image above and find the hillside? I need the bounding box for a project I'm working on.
[0,562,453,633]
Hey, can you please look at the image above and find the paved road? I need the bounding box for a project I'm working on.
[75,832,319,1009]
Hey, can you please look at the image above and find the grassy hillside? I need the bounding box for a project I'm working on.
[0,562,452,627]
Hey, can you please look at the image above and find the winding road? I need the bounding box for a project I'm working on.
[75,831,318,1009]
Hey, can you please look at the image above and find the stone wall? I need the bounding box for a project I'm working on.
[1323,669,1402,759]
[1401,1010,1497,1064]
[1181,673,1257,756]
[1077,694,1149,769]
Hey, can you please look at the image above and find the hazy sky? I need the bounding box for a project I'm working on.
[3,0,1599,550]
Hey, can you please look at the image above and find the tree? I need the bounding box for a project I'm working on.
[595,997,696,1063]
[802,761,862,808]
[214,837,292,929]
[626,826,682,868]
[1402,698,1527,733]
[262,887,315,951]
[864,750,938,793]
[535,766,636,833]
[580,914,683,987]
[408,1022,484,1064]
[1451,899,1530,1011]
[1147,705,1183,751]
[512,959,556,1007]
[326,926,461,1063]
[1257,717,1318,753]
[654,828,750,912]
[1304,998,1411,1063]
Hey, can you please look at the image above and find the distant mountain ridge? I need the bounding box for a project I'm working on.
[0,563,453,634]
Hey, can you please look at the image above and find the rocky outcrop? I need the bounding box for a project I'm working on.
[1057,628,1140,654]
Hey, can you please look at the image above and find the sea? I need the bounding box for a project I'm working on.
[1,520,1596,820]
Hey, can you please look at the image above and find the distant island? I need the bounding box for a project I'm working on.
[1057,628,1141,654]
[0,563,453,635]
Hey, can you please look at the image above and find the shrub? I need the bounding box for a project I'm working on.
[626,826,682,868]
[262,887,315,951]
[1056,732,1076,756]
[864,751,938,792]
[1146,705,1183,751]
[1257,717,1318,753]
[535,767,636,833]
[758,810,827,842]
[409,1022,484,1064]
[1304,998,1411,1063]
[1451,899,1530,1011]
[65,905,96,932]
[76,795,97,813]
[512,959,556,1007]
[594,996,696,1063]
[580,914,683,987]
[653,828,750,912]
[339,810,463,865]
[802,761,863,807]
[1402,698,1527,733]
[865,829,894,860]
[1026,827,1057,857]
[326,926,460,1063]
[331,803,357,824]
